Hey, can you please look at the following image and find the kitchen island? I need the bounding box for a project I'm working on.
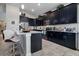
[18,31,43,56]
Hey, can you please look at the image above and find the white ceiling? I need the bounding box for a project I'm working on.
[20,3,60,17]
[7,3,70,18]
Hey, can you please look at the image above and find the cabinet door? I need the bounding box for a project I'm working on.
[29,19,36,26]
[28,19,32,26]
[20,16,28,22]
[46,31,65,46]
[36,20,39,26]
[38,20,41,26]
[63,33,76,49]
[31,33,42,53]
[52,32,65,46]
[36,20,42,26]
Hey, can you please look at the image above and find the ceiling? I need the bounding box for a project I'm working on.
[7,3,70,18]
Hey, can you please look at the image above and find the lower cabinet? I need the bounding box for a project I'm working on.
[31,33,42,53]
[63,33,76,49]
[46,31,76,49]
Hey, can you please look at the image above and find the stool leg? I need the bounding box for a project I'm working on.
[12,43,16,56]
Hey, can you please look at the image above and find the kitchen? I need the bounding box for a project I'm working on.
[0,3,79,56]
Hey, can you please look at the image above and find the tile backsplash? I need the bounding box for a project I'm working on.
[29,23,78,33]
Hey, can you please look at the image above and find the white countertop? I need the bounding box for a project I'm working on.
[18,31,43,34]
[46,30,77,33]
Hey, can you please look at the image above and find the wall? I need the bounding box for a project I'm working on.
[77,4,79,32]
[0,4,6,20]
[76,4,79,49]
[6,4,19,32]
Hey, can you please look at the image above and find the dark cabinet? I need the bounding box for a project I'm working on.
[28,19,36,26]
[20,16,28,22]
[29,19,43,26]
[36,20,41,26]
[31,33,42,53]
[20,16,36,26]
[36,20,43,26]
[47,3,77,25]
[46,31,76,49]
[20,16,44,26]
[63,33,76,49]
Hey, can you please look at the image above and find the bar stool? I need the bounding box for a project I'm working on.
[3,29,22,56]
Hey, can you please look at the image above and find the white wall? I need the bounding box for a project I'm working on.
[6,4,19,32]
[0,4,6,20]
[76,4,79,49]
[77,4,79,32]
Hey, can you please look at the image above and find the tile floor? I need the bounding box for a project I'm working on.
[1,33,79,56]
[32,39,79,56]
[0,34,13,56]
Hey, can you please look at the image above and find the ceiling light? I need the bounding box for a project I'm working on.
[21,4,24,9]
[32,9,34,12]
[19,12,21,15]
[38,3,40,6]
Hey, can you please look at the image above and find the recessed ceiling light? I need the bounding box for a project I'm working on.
[38,3,40,6]
[19,12,21,15]
[21,4,24,9]
[32,9,34,12]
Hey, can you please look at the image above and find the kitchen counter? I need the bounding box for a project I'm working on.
[18,31,42,56]
[46,30,77,33]
[19,31,43,34]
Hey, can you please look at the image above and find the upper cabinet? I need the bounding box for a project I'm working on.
[44,3,77,25]
[20,16,28,22]
[28,18,36,26]
[20,3,77,26]
[20,16,36,26]
[36,19,43,26]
